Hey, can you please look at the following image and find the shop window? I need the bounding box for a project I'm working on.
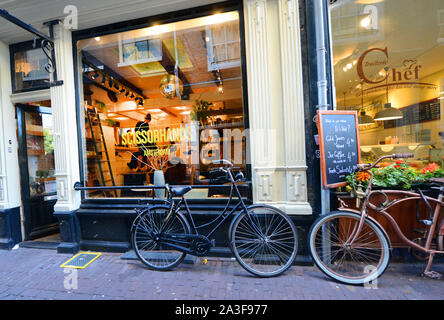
[330,0,444,171]
[10,42,50,93]
[77,10,248,199]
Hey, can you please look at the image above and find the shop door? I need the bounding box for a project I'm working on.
[17,104,58,240]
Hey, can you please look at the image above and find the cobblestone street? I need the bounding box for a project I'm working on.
[0,247,443,301]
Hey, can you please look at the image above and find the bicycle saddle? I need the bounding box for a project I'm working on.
[170,186,192,196]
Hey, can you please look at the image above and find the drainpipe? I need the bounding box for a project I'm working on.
[313,0,333,216]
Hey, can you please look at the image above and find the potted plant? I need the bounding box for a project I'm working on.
[145,153,169,198]
[345,160,444,193]
[190,99,213,127]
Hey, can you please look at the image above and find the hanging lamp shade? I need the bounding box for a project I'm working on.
[375,70,403,121]
[374,103,403,121]
[358,110,374,125]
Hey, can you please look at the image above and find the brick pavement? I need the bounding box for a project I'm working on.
[0,247,443,300]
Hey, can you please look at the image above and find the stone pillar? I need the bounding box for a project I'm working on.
[244,0,278,203]
[0,41,22,248]
[50,23,81,253]
[277,0,311,214]
[243,0,311,214]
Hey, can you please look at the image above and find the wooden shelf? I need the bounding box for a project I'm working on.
[27,149,44,155]
[26,130,44,136]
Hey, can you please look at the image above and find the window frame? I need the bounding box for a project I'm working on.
[72,0,252,202]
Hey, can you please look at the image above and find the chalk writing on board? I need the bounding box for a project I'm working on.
[318,111,360,188]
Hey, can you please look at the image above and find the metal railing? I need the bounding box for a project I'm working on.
[73,181,251,191]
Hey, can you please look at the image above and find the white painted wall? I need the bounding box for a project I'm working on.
[0,41,21,210]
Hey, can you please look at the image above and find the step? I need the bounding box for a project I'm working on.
[0,238,12,250]
[19,241,59,250]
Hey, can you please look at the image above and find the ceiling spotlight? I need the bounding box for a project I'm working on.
[137,98,144,107]
[94,37,101,42]
[91,72,99,80]
[360,15,371,28]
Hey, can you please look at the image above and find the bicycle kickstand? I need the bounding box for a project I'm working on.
[422,253,442,280]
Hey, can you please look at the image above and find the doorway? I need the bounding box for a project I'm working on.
[16,102,60,246]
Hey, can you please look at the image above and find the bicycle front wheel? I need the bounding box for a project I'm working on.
[230,205,298,277]
[131,205,190,271]
[308,211,390,285]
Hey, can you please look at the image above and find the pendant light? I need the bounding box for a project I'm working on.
[374,72,403,121]
[358,81,374,126]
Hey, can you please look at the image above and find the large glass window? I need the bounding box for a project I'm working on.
[77,10,247,198]
[330,0,444,170]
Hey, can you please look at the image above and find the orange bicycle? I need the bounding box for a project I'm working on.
[308,153,444,285]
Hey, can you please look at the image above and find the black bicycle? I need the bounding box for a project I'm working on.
[130,160,299,277]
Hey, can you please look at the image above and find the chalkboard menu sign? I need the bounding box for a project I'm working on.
[384,98,440,129]
[317,110,361,188]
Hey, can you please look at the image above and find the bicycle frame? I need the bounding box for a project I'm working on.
[153,167,260,254]
[340,154,444,260]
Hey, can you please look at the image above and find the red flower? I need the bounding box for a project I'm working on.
[394,165,400,169]
[395,159,404,165]
[421,162,440,174]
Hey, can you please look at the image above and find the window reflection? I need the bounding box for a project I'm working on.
[78,11,247,198]
[14,48,50,92]
[331,0,444,169]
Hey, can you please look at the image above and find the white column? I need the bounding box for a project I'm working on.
[50,23,81,212]
[244,0,278,203]
[0,41,21,210]
[243,0,311,214]
[278,0,311,214]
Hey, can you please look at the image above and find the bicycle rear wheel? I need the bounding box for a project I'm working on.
[131,205,190,271]
[308,211,390,285]
[230,205,298,277]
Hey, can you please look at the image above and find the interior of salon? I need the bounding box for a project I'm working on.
[77,11,247,198]
[331,0,444,168]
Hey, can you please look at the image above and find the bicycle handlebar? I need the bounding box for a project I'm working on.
[354,153,415,201]
[212,159,234,167]
[357,153,414,171]
[392,153,414,159]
